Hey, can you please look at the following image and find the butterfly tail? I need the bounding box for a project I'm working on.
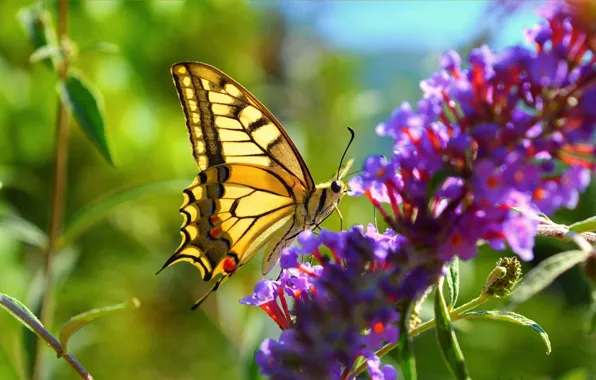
[190,275,228,310]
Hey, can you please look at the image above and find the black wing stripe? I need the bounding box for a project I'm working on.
[247,117,269,132]
[229,204,296,251]
[189,65,225,167]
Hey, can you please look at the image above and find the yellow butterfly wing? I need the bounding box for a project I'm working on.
[162,62,314,308]
[170,62,314,188]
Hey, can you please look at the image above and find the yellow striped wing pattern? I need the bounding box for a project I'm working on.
[162,62,315,308]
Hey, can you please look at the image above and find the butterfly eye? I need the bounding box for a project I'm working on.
[331,180,342,193]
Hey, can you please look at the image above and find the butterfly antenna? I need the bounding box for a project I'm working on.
[336,127,355,181]
[345,168,364,178]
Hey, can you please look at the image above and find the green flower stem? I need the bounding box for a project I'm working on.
[349,293,490,377]
[0,295,92,379]
[34,0,72,379]
[412,294,489,337]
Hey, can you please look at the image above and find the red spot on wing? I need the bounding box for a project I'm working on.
[223,257,237,273]
[210,226,223,239]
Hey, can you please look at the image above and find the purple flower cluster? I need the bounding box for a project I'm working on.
[241,227,427,379]
[242,2,595,379]
[351,1,595,263]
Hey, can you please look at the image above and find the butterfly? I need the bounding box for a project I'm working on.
[160,62,353,309]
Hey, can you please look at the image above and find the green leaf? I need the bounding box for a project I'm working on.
[445,257,460,308]
[0,293,43,336]
[434,279,470,380]
[58,71,113,165]
[0,165,45,196]
[569,216,596,233]
[396,300,417,380]
[461,310,551,354]
[61,179,190,246]
[29,44,62,64]
[17,5,56,68]
[0,214,47,248]
[505,250,589,310]
[59,298,140,355]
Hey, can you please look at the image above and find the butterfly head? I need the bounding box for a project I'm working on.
[329,156,353,197]
[328,177,349,206]
[308,156,353,225]
[325,176,350,200]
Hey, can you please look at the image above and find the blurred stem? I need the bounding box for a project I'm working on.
[349,293,489,378]
[0,296,92,380]
[536,221,596,247]
[34,1,70,379]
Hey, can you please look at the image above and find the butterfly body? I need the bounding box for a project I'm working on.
[161,62,350,308]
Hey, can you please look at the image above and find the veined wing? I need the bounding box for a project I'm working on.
[160,163,306,308]
[171,62,315,190]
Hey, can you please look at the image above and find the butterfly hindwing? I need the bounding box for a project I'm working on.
[171,62,315,190]
[162,163,306,283]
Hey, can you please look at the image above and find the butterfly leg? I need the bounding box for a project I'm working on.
[309,211,334,234]
[333,203,343,231]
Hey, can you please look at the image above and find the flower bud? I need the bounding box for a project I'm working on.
[482,257,522,298]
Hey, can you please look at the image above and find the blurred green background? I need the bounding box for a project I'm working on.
[1,1,595,379]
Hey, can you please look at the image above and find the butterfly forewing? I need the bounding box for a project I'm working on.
[171,62,314,189]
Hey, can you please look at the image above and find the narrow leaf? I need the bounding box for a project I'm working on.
[61,179,190,246]
[58,71,113,165]
[0,293,43,335]
[17,5,55,68]
[396,300,417,380]
[505,250,589,310]
[434,279,470,380]
[461,310,551,354]
[59,298,140,354]
[569,216,596,233]
[0,214,48,248]
[445,258,460,308]
[30,44,61,63]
